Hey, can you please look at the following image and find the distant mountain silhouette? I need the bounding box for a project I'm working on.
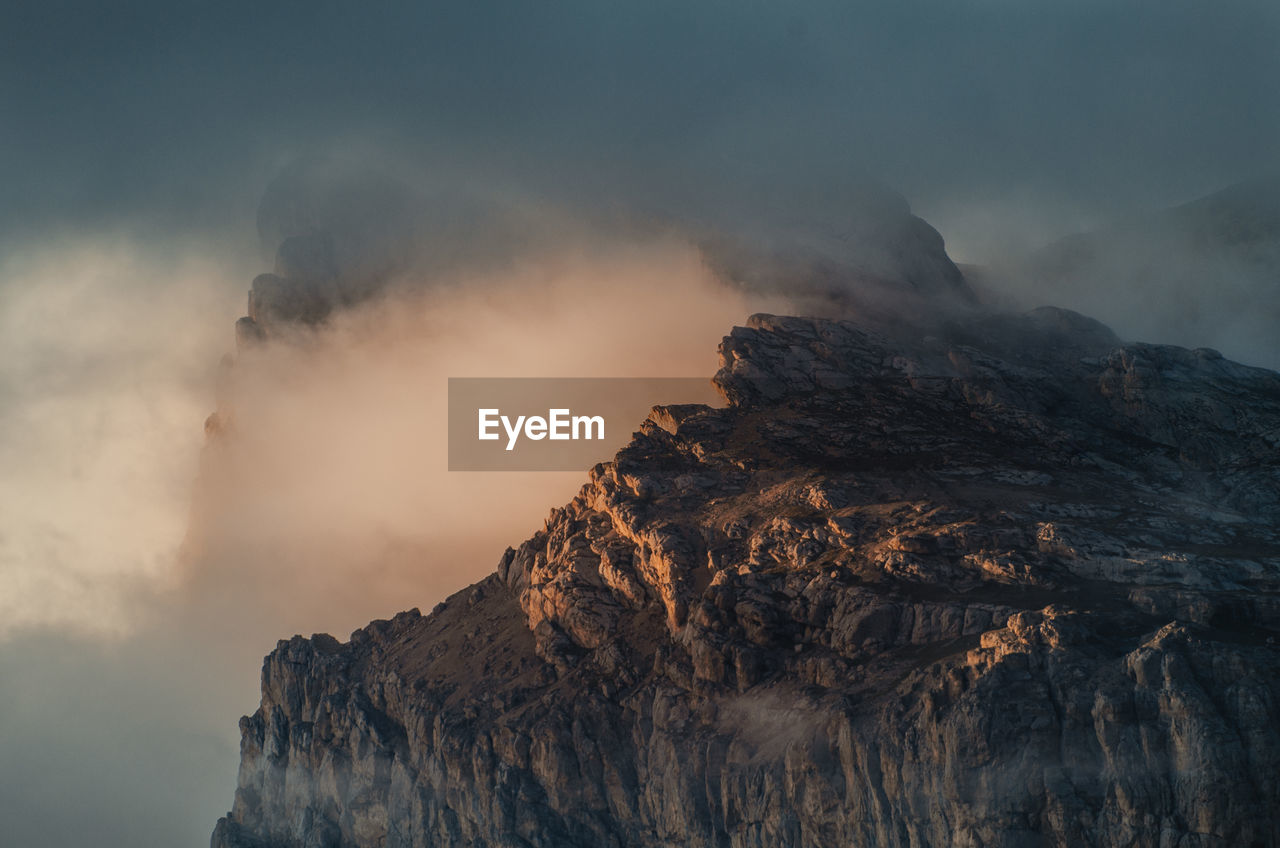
[1015,176,1280,368]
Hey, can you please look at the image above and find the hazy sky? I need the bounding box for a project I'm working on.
[1,3,1279,846]
[3,1,1278,255]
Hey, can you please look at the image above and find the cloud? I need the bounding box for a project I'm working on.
[2,2,1277,246]
[983,178,1280,369]
[0,219,767,846]
[0,238,240,638]
[181,227,767,641]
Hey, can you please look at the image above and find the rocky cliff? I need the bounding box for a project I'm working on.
[212,308,1280,848]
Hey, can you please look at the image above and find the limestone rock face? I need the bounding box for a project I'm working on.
[212,310,1280,848]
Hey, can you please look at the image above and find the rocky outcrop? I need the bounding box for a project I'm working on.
[234,232,356,348]
[212,309,1280,848]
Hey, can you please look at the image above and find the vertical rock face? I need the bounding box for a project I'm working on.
[212,310,1280,848]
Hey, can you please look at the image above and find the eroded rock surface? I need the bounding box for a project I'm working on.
[213,310,1280,848]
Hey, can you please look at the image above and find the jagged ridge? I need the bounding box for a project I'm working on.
[214,310,1280,848]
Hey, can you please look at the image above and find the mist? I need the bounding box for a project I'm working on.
[0,219,775,846]
[980,178,1280,369]
[0,240,242,637]
[184,228,763,637]
[2,1,1279,845]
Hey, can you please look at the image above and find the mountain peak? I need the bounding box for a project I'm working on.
[213,309,1280,848]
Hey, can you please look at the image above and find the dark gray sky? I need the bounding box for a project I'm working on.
[3,0,1278,256]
